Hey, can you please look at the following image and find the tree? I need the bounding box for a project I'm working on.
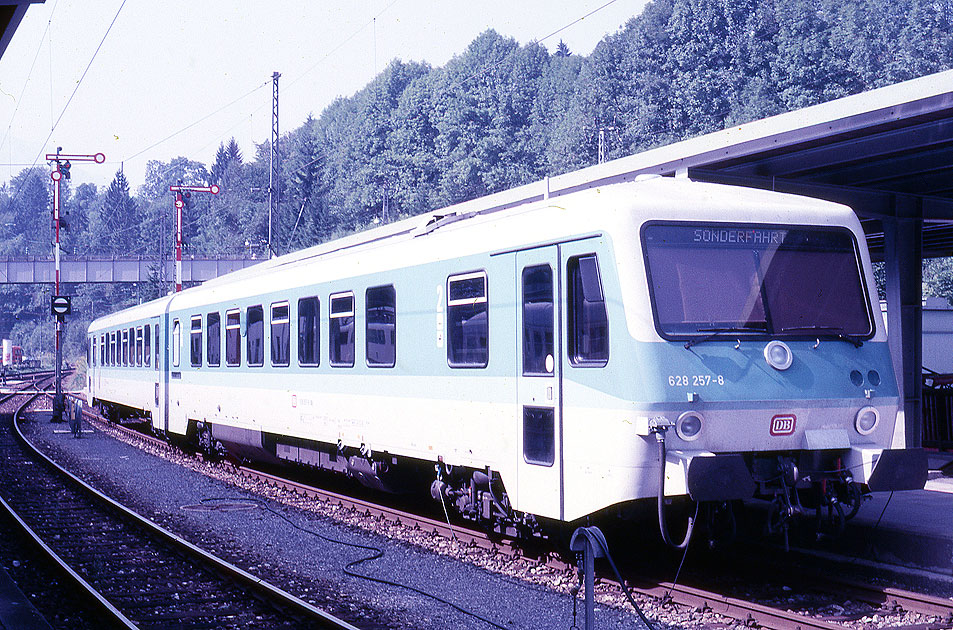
[136,157,212,262]
[63,183,99,255]
[97,170,137,254]
[924,257,953,305]
[273,116,331,252]
[0,168,53,257]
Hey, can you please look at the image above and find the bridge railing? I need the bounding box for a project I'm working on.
[0,255,263,284]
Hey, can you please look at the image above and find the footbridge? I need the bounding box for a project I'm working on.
[0,255,262,284]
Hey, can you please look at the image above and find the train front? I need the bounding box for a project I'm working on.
[634,215,927,544]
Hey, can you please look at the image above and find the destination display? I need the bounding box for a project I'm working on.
[643,223,855,252]
[642,221,872,337]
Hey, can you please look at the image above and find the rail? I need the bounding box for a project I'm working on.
[4,392,360,629]
[80,407,953,630]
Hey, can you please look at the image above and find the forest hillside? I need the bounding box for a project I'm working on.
[2,0,952,364]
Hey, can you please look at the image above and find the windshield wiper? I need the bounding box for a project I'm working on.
[683,325,767,349]
[779,325,864,348]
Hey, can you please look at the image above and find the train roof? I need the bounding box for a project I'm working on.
[201,176,855,283]
[89,293,174,332]
[90,177,859,330]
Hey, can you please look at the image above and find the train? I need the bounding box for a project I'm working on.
[85,175,927,546]
[2,340,24,366]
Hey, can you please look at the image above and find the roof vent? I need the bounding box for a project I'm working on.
[413,211,474,237]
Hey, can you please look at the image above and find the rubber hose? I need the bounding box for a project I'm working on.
[656,432,695,549]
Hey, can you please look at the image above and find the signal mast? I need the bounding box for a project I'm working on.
[168,183,220,292]
[46,148,105,422]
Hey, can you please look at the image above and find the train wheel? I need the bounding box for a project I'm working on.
[838,482,864,520]
[196,423,213,454]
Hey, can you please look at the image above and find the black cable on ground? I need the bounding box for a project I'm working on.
[575,527,659,630]
[202,497,509,630]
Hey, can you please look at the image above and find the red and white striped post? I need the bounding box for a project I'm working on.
[45,149,105,422]
[174,192,184,292]
[168,183,220,292]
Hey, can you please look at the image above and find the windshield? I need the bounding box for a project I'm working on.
[643,223,873,338]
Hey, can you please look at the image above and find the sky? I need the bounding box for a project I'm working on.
[0,0,648,192]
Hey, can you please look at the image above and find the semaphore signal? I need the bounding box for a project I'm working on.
[169,183,220,292]
[45,148,105,423]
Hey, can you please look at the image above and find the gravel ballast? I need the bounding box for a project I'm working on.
[20,412,683,630]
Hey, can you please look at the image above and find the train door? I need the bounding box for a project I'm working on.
[157,310,170,434]
[149,317,161,431]
[96,334,103,395]
[515,246,564,520]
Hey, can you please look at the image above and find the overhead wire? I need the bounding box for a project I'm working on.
[8,0,128,205]
[123,79,270,164]
[11,1,623,210]
[535,0,621,46]
[448,0,622,92]
[127,0,402,181]
[230,1,624,189]
[285,0,400,92]
[48,3,55,132]
[0,0,58,170]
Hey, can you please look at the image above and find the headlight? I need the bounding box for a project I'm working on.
[764,340,793,371]
[675,411,703,441]
[854,406,880,435]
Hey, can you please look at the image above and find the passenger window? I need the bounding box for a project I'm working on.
[190,316,202,367]
[144,325,151,367]
[329,292,355,367]
[122,330,129,366]
[110,332,116,365]
[447,272,488,368]
[225,310,241,366]
[207,313,221,367]
[521,265,554,376]
[172,320,181,368]
[366,285,396,367]
[91,337,95,367]
[298,297,320,367]
[523,407,555,466]
[271,302,290,367]
[136,327,143,366]
[567,254,609,366]
[154,325,159,370]
[100,334,105,366]
[129,328,135,365]
[247,305,264,367]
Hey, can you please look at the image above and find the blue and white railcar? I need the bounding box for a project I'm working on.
[86,177,926,542]
[87,295,171,421]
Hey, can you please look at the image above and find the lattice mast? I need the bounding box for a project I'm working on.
[268,71,280,258]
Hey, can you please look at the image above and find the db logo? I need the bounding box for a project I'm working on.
[770,414,796,436]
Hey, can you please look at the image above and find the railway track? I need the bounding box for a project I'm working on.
[238,467,951,630]
[80,404,953,630]
[0,394,360,630]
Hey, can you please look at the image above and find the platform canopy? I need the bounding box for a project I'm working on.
[545,69,953,449]
[0,0,43,59]
[539,69,952,258]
